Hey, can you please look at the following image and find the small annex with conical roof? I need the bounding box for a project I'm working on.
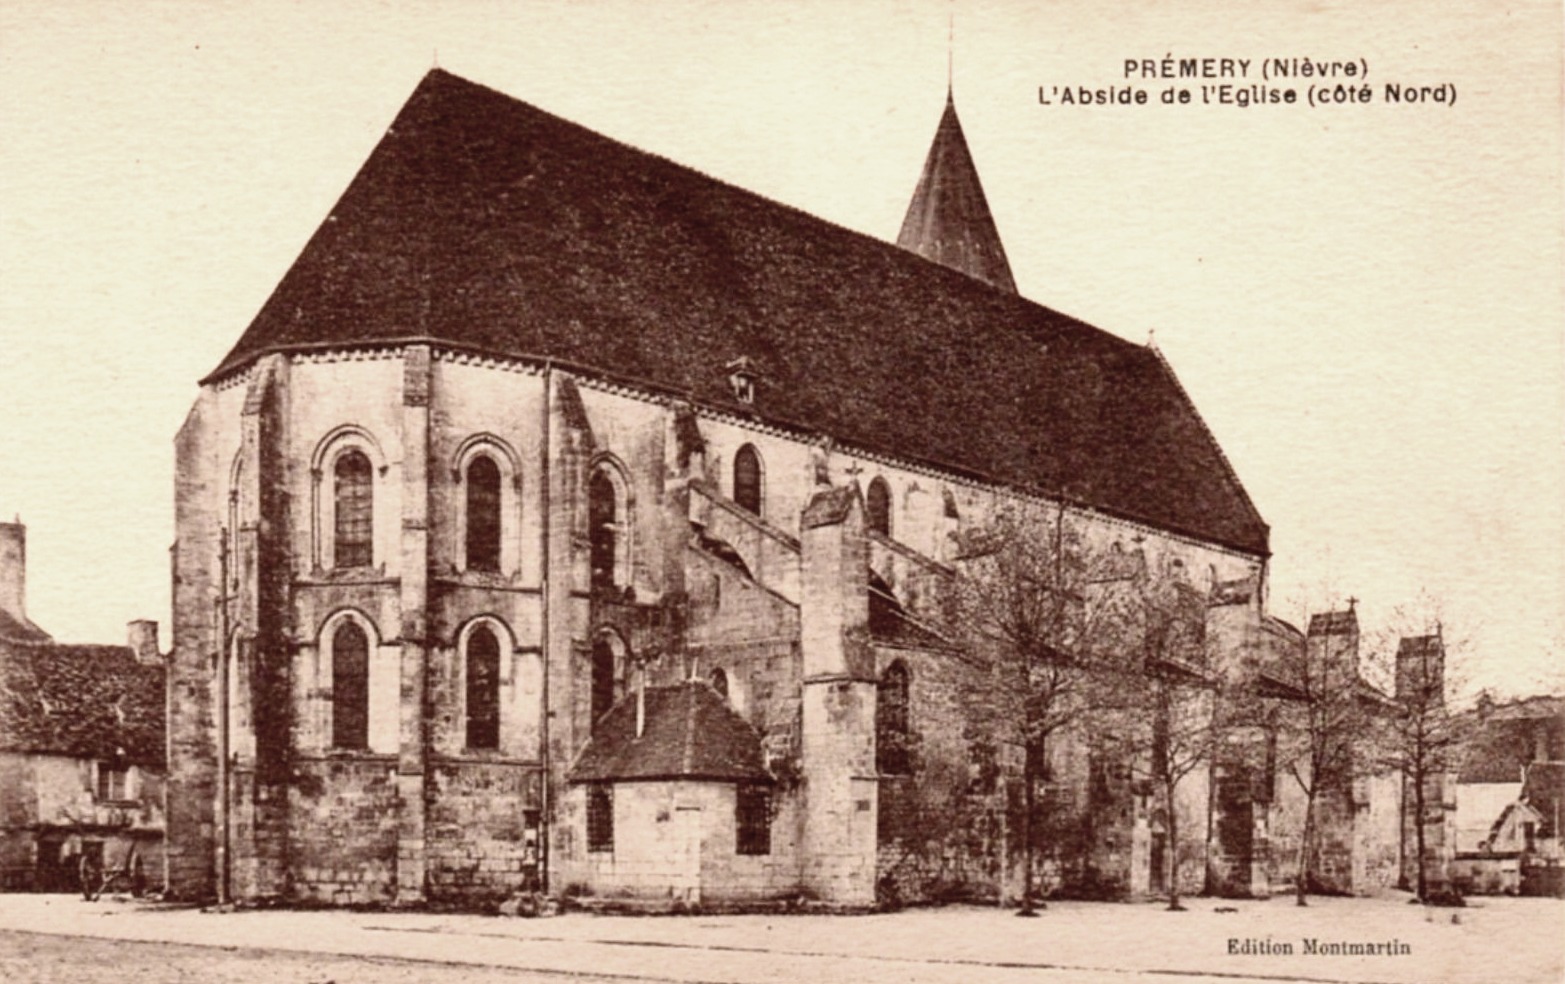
[896,90,1017,294]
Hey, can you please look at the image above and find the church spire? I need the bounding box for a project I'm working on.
[895,91,1017,294]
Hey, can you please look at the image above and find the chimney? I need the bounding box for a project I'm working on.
[127,619,161,664]
[0,519,26,624]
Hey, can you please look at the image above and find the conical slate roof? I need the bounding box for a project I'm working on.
[208,70,1269,557]
[895,91,1017,293]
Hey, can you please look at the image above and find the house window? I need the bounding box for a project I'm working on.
[736,783,771,855]
[587,786,614,852]
[866,477,892,537]
[710,667,729,700]
[877,660,911,774]
[96,764,129,802]
[465,455,502,573]
[332,621,370,749]
[333,450,374,568]
[734,444,762,515]
[465,625,501,750]
[590,634,621,732]
[588,468,620,590]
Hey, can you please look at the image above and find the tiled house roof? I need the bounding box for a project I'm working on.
[208,70,1269,558]
[0,642,165,768]
[1460,699,1565,784]
[570,681,770,784]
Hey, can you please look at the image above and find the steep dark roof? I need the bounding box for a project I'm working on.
[896,92,1017,293]
[210,70,1269,557]
[0,643,165,768]
[570,681,770,784]
[0,607,52,644]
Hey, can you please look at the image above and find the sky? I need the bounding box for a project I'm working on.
[1,0,1561,699]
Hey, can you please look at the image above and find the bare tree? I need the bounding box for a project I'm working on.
[1267,603,1385,906]
[1380,618,1469,902]
[1095,569,1226,911]
[941,505,1126,915]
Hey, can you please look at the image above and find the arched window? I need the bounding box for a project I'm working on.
[877,660,910,774]
[866,477,892,538]
[465,626,501,750]
[590,634,621,731]
[733,444,762,515]
[331,621,369,749]
[588,468,620,590]
[710,667,729,700]
[334,450,374,568]
[465,455,502,573]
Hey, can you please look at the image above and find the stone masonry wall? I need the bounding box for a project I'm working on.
[286,756,399,905]
[426,761,542,903]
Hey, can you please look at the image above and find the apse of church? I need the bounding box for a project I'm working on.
[165,69,1293,909]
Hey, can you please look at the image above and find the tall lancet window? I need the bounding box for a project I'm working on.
[588,469,619,590]
[331,621,369,750]
[734,444,763,515]
[877,659,911,775]
[866,476,892,538]
[334,450,374,568]
[465,455,502,573]
[465,626,501,750]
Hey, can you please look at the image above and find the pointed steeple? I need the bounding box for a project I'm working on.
[896,91,1017,294]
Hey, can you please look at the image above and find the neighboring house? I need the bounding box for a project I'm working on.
[163,69,1409,910]
[0,520,166,892]
[1448,695,1565,896]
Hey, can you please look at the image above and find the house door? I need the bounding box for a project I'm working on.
[672,806,702,905]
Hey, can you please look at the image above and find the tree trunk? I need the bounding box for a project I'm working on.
[1165,779,1184,910]
[1413,766,1428,902]
[1018,766,1038,915]
[1295,789,1315,906]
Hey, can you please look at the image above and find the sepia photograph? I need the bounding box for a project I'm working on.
[1,2,1561,982]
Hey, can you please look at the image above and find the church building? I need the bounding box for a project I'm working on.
[165,70,1283,909]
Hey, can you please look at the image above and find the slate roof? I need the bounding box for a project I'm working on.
[0,642,165,768]
[896,92,1017,293]
[208,70,1269,558]
[0,607,51,644]
[569,681,770,784]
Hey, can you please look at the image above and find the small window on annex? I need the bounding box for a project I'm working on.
[465,455,502,573]
[333,450,374,568]
[736,783,771,856]
[331,621,370,750]
[866,477,892,538]
[710,667,729,701]
[733,444,762,516]
[586,785,614,853]
[465,625,501,750]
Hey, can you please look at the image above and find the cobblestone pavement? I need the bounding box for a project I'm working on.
[0,893,1561,984]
